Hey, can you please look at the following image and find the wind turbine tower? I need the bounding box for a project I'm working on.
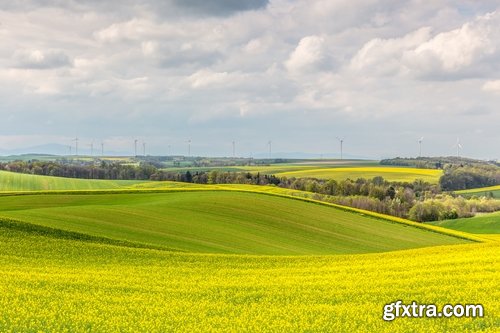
[418,137,424,158]
[101,142,104,157]
[143,142,146,156]
[268,141,272,159]
[188,139,191,157]
[134,139,138,157]
[73,137,79,156]
[232,140,235,158]
[456,138,463,158]
[336,137,344,160]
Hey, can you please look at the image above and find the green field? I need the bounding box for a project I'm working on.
[428,212,500,234]
[455,185,500,198]
[0,170,143,191]
[275,166,442,183]
[0,191,467,255]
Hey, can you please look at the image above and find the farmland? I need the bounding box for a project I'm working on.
[0,170,143,191]
[275,166,442,183]
[160,159,379,174]
[0,191,468,255]
[0,172,497,331]
[0,226,497,332]
[456,185,500,199]
[159,161,442,183]
[428,211,500,234]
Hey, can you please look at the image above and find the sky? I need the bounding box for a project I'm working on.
[0,0,499,159]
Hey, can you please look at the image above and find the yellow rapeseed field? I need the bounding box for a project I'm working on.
[0,227,498,332]
[276,166,443,183]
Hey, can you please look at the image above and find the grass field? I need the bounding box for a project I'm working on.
[0,170,143,191]
[275,167,442,183]
[428,212,500,234]
[455,185,500,198]
[0,226,497,332]
[0,191,468,255]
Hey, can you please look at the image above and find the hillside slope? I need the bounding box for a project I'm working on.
[428,212,500,234]
[0,191,468,255]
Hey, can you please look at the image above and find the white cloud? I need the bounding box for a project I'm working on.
[482,80,500,93]
[285,35,327,74]
[13,49,71,69]
[351,11,500,79]
[94,19,158,43]
[188,69,228,88]
[243,35,274,54]
[403,12,498,75]
[141,40,159,56]
[350,27,432,76]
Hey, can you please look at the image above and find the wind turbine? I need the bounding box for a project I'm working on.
[134,139,138,157]
[187,139,191,157]
[455,138,463,158]
[232,140,235,158]
[336,137,344,160]
[89,141,94,157]
[268,140,272,159]
[72,137,79,156]
[143,142,146,156]
[418,137,424,158]
[101,142,104,157]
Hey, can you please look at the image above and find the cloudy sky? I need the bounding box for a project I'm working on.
[1,0,499,159]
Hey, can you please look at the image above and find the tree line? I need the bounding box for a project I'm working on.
[0,160,156,180]
[439,165,500,191]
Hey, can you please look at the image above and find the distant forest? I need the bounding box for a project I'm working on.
[381,157,500,191]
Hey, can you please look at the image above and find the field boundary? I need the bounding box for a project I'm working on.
[455,185,500,194]
[0,217,182,252]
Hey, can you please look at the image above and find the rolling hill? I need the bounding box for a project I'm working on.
[428,211,500,234]
[0,190,469,255]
